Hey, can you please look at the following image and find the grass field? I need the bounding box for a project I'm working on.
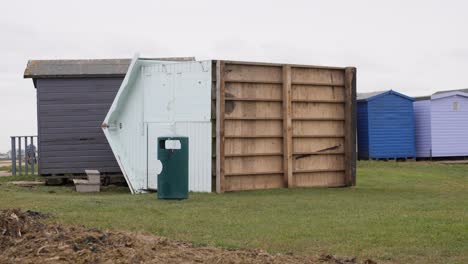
[0,161,466,263]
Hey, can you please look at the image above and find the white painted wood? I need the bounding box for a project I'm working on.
[103,55,212,193]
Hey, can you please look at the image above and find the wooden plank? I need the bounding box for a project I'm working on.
[293,155,345,172]
[224,120,282,137]
[282,65,293,187]
[225,82,282,101]
[225,170,283,176]
[225,97,282,102]
[294,171,346,187]
[293,151,344,155]
[291,99,345,104]
[292,102,345,120]
[344,67,357,186]
[224,174,284,191]
[218,60,346,70]
[293,169,345,173]
[291,81,344,86]
[225,117,283,120]
[293,120,344,137]
[225,152,283,157]
[292,117,344,121]
[224,101,282,119]
[292,85,345,101]
[225,156,283,175]
[224,64,282,83]
[225,80,282,85]
[292,135,344,138]
[225,138,283,156]
[216,60,226,193]
[291,68,345,86]
[293,138,345,153]
[225,135,282,138]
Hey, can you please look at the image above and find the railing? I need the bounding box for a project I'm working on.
[10,136,38,176]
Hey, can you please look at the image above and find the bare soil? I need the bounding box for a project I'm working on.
[0,209,376,264]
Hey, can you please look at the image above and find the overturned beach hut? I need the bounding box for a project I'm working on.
[414,89,468,158]
[23,58,194,177]
[357,90,416,160]
[103,57,357,193]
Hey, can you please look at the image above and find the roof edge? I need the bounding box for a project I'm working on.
[23,57,196,79]
[431,91,468,100]
[358,90,414,102]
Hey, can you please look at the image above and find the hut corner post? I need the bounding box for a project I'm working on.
[215,60,226,193]
[344,67,357,186]
[282,65,293,187]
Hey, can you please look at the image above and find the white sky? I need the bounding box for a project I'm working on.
[0,0,467,152]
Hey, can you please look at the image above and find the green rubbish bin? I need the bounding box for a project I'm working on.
[157,137,189,199]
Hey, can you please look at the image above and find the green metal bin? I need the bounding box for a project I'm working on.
[157,137,189,199]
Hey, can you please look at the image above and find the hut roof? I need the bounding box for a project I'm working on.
[24,57,195,79]
[357,90,414,102]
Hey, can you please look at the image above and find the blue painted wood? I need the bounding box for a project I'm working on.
[357,101,369,159]
[357,91,416,159]
[413,100,432,157]
[431,95,468,157]
[36,78,123,175]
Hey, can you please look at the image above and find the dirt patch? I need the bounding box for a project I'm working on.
[0,209,377,264]
[0,171,11,177]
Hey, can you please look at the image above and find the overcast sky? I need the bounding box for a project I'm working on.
[0,0,467,152]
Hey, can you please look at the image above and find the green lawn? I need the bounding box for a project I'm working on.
[0,165,11,171]
[0,161,466,264]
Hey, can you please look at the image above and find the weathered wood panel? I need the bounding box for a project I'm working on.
[36,78,122,175]
[215,61,356,192]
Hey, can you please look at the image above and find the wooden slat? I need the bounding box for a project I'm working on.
[291,99,345,103]
[225,80,282,84]
[344,67,357,186]
[225,170,284,176]
[291,81,344,86]
[292,135,344,138]
[225,152,283,157]
[224,174,284,191]
[216,61,226,193]
[293,151,345,155]
[292,117,344,121]
[292,120,344,137]
[225,135,282,139]
[225,97,282,102]
[282,65,293,187]
[293,169,345,174]
[225,138,283,156]
[220,60,346,70]
[225,117,283,120]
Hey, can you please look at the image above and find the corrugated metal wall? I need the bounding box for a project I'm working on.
[359,94,416,159]
[36,78,123,175]
[431,95,468,157]
[413,100,432,158]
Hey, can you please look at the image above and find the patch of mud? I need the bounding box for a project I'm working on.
[0,209,377,264]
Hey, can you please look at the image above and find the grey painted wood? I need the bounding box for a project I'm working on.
[42,167,121,174]
[40,144,113,152]
[40,149,115,158]
[40,120,103,128]
[36,78,123,175]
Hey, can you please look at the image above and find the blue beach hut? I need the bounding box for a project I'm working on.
[357,90,416,160]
